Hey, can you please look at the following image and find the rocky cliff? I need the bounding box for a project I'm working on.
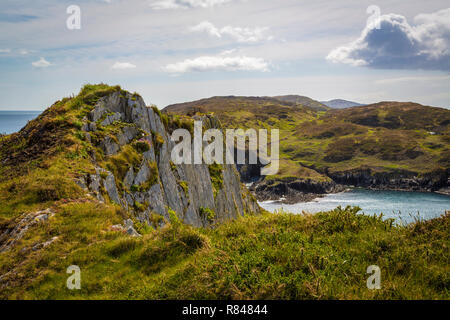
[75,89,259,228]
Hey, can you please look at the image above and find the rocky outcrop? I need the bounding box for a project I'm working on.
[328,168,449,193]
[111,219,141,237]
[78,90,259,228]
[0,208,55,253]
[238,164,449,203]
[251,178,345,204]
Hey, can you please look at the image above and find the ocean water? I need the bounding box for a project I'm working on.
[259,189,450,224]
[0,111,42,134]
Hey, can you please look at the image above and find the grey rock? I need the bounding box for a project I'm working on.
[144,184,167,217]
[117,126,139,146]
[104,173,121,204]
[158,142,184,216]
[88,104,107,122]
[0,209,55,252]
[123,166,135,189]
[35,214,48,222]
[125,192,134,207]
[147,107,167,139]
[32,236,58,251]
[126,226,141,237]
[101,112,122,126]
[75,177,88,190]
[133,162,150,186]
[99,91,127,114]
[81,122,97,132]
[82,90,260,229]
[123,219,134,228]
[88,174,105,201]
[100,136,120,156]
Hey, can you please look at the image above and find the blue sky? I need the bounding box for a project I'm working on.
[0,0,449,110]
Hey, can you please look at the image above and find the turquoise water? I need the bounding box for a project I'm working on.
[0,111,42,134]
[259,189,450,224]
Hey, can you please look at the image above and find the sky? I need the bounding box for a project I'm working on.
[0,0,449,110]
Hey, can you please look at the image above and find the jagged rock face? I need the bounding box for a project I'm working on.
[80,91,259,227]
[328,168,449,192]
[252,178,345,204]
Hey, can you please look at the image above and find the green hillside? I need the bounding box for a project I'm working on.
[164,97,450,193]
[164,96,450,201]
[273,95,330,111]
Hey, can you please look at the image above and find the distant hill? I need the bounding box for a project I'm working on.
[320,99,366,109]
[272,95,330,111]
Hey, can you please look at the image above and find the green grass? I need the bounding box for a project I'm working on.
[208,163,224,198]
[0,205,448,299]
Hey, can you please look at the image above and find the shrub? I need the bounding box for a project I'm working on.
[168,208,181,228]
[149,212,165,228]
[151,131,164,155]
[107,238,139,257]
[132,140,151,153]
[200,207,215,222]
[208,163,224,197]
[179,180,189,196]
[134,220,153,235]
[151,105,162,119]
[133,201,148,212]
[324,138,358,162]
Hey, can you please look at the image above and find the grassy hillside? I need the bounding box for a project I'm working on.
[273,95,330,111]
[1,203,448,299]
[164,97,450,185]
[0,85,448,300]
[0,84,122,219]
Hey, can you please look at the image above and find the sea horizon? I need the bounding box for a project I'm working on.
[0,110,43,134]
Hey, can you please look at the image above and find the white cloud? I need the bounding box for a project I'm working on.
[0,48,32,56]
[150,0,232,10]
[375,75,450,85]
[327,8,450,70]
[190,21,271,43]
[165,55,269,73]
[32,57,51,68]
[111,61,137,70]
[219,49,237,55]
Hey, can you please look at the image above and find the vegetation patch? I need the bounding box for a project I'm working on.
[208,163,224,198]
[199,207,215,222]
[151,131,164,156]
[104,145,142,193]
[178,180,189,197]
[2,205,447,300]
[132,140,151,154]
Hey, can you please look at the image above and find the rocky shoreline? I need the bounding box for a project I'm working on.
[242,167,450,204]
[249,178,346,204]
